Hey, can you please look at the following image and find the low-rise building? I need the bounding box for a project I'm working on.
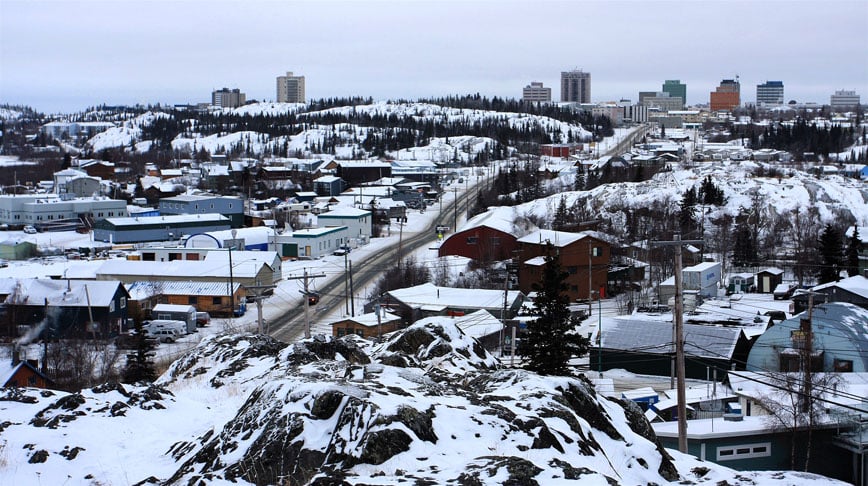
[517,229,612,302]
[159,194,244,228]
[93,214,231,244]
[330,311,402,339]
[0,194,127,228]
[268,226,350,259]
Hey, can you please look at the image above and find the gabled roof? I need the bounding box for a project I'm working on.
[387,283,523,311]
[810,275,868,299]
[0,278,125,308]
[127,280,242,300]
[601,318,742,359]
[330,311,401,328]
[517,229,611,248]
[455,206,517,235]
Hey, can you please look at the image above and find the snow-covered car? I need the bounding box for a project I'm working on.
[23,225,37,234]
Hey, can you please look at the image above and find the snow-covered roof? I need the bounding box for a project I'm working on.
[318,207,371,218]
[127,281,241,300]
[313,175,341,183]
[153,303,195,313]
[331,311,401,328]
[452,309,504,339]
[518,229,601,247]
[95,259,265,279]
[683,261,719,272]
[811,275,868,299]
[454,206,517,235]
[601,318,742,359]
[757,267,784,275]
[103,214,228,227]
[387,283,523,311]
[0,278,124,308]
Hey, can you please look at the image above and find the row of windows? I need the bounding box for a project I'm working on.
[466,237,501,245]
[336,328,365,338]
[716,442,770,461]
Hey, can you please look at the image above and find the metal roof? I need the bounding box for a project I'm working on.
[601,318,742,359]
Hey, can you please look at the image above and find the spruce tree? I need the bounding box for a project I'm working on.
[552,195,569,231]
[520,245,590,375]
[122,318,157,384]
[817,224,843,284]
[846,226,861,277]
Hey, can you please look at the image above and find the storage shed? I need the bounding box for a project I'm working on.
[151,303,196,334]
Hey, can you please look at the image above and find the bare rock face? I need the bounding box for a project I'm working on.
[162,323,691,486]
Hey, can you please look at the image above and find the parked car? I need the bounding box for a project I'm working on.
[23,225,37,234]
[195,312,211,327]
[146,328,178,343]
[333,248,349,256]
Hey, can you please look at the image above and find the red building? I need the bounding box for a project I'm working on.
[517,229,611,302]
[710,78,741,112]
[438,208,518,262]
[541,144,580,157]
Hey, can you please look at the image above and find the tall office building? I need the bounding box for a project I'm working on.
[756,81,784,106]
[662,80,686,108]
[830,90,861,109]
[709,78,740,112]
[277,71,306,103]
[638,91,683,112]
[522,82,552,103]
[561,69,591,103]
[211,88,246,108]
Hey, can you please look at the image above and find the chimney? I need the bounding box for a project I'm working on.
[12,345,21,366]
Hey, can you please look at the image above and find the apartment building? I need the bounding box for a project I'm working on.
[561,69,591,103]
[277,71,306,103]
[212,88,246,108]
[756,81,784,106]
[522,82,551,103]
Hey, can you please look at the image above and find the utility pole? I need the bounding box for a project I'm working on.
[801,292,816,413]
[246,282,276,334]
[453,187,458,231]
[344,251,350,315]
[652,233,703,454]
[286,268,326,339]
[349,260,355,317]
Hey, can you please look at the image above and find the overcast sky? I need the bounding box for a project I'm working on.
[2,0,867,114]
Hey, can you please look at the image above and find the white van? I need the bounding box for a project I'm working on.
[143,319,187,336]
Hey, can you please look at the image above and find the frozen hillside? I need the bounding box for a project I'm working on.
[0,323,845,485]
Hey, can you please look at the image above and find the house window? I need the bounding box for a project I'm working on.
[834,359,854,372]
[591,246,603,257]
[120,297,126,309]
[466,237,478,245]
[213,297,222,305]
[110,300,115,312]
[188,296,197,305]
[490,237,501,246]
[716,442,771,461]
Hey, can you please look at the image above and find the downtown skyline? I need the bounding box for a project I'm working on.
[2,0,867,113]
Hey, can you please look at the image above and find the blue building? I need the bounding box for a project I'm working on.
[93,214,231,244]
[159,194,244,228]
[746,302,868,373]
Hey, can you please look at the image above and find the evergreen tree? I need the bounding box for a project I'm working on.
[845,226,861,277]
[552,195,569,231]
[732,219,756,267]
[574,169,585,191]
[679,187,698,235]
[817,224,843,284]
[122,319,157,384]
[520,245,590,376]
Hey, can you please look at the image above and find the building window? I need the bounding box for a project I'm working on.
[490,237,501,246]
[188,296,197,305]
[110,300,115,312]
[120,297,126,309]
[213,297,222,305]
[834,359,854,372]
[716,442,771,461]
[466,237,478,245]
[591,246,603,257]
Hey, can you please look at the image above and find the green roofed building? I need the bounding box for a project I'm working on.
[93,214,231,244]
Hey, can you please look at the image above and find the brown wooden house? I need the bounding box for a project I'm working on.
[330,311,402,339]
[438,207,518,262]
[517,229,611,302]
[2,354,55,389]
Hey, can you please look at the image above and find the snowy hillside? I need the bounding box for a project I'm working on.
[519,158,868,232]
[0,323,845,485]
[85,111,169,152]
[83,100,591,156]
[303,101,592,143]
[0,107,23,120]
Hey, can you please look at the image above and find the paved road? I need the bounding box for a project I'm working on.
[268,183,478,343]
[603,124,650,158]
